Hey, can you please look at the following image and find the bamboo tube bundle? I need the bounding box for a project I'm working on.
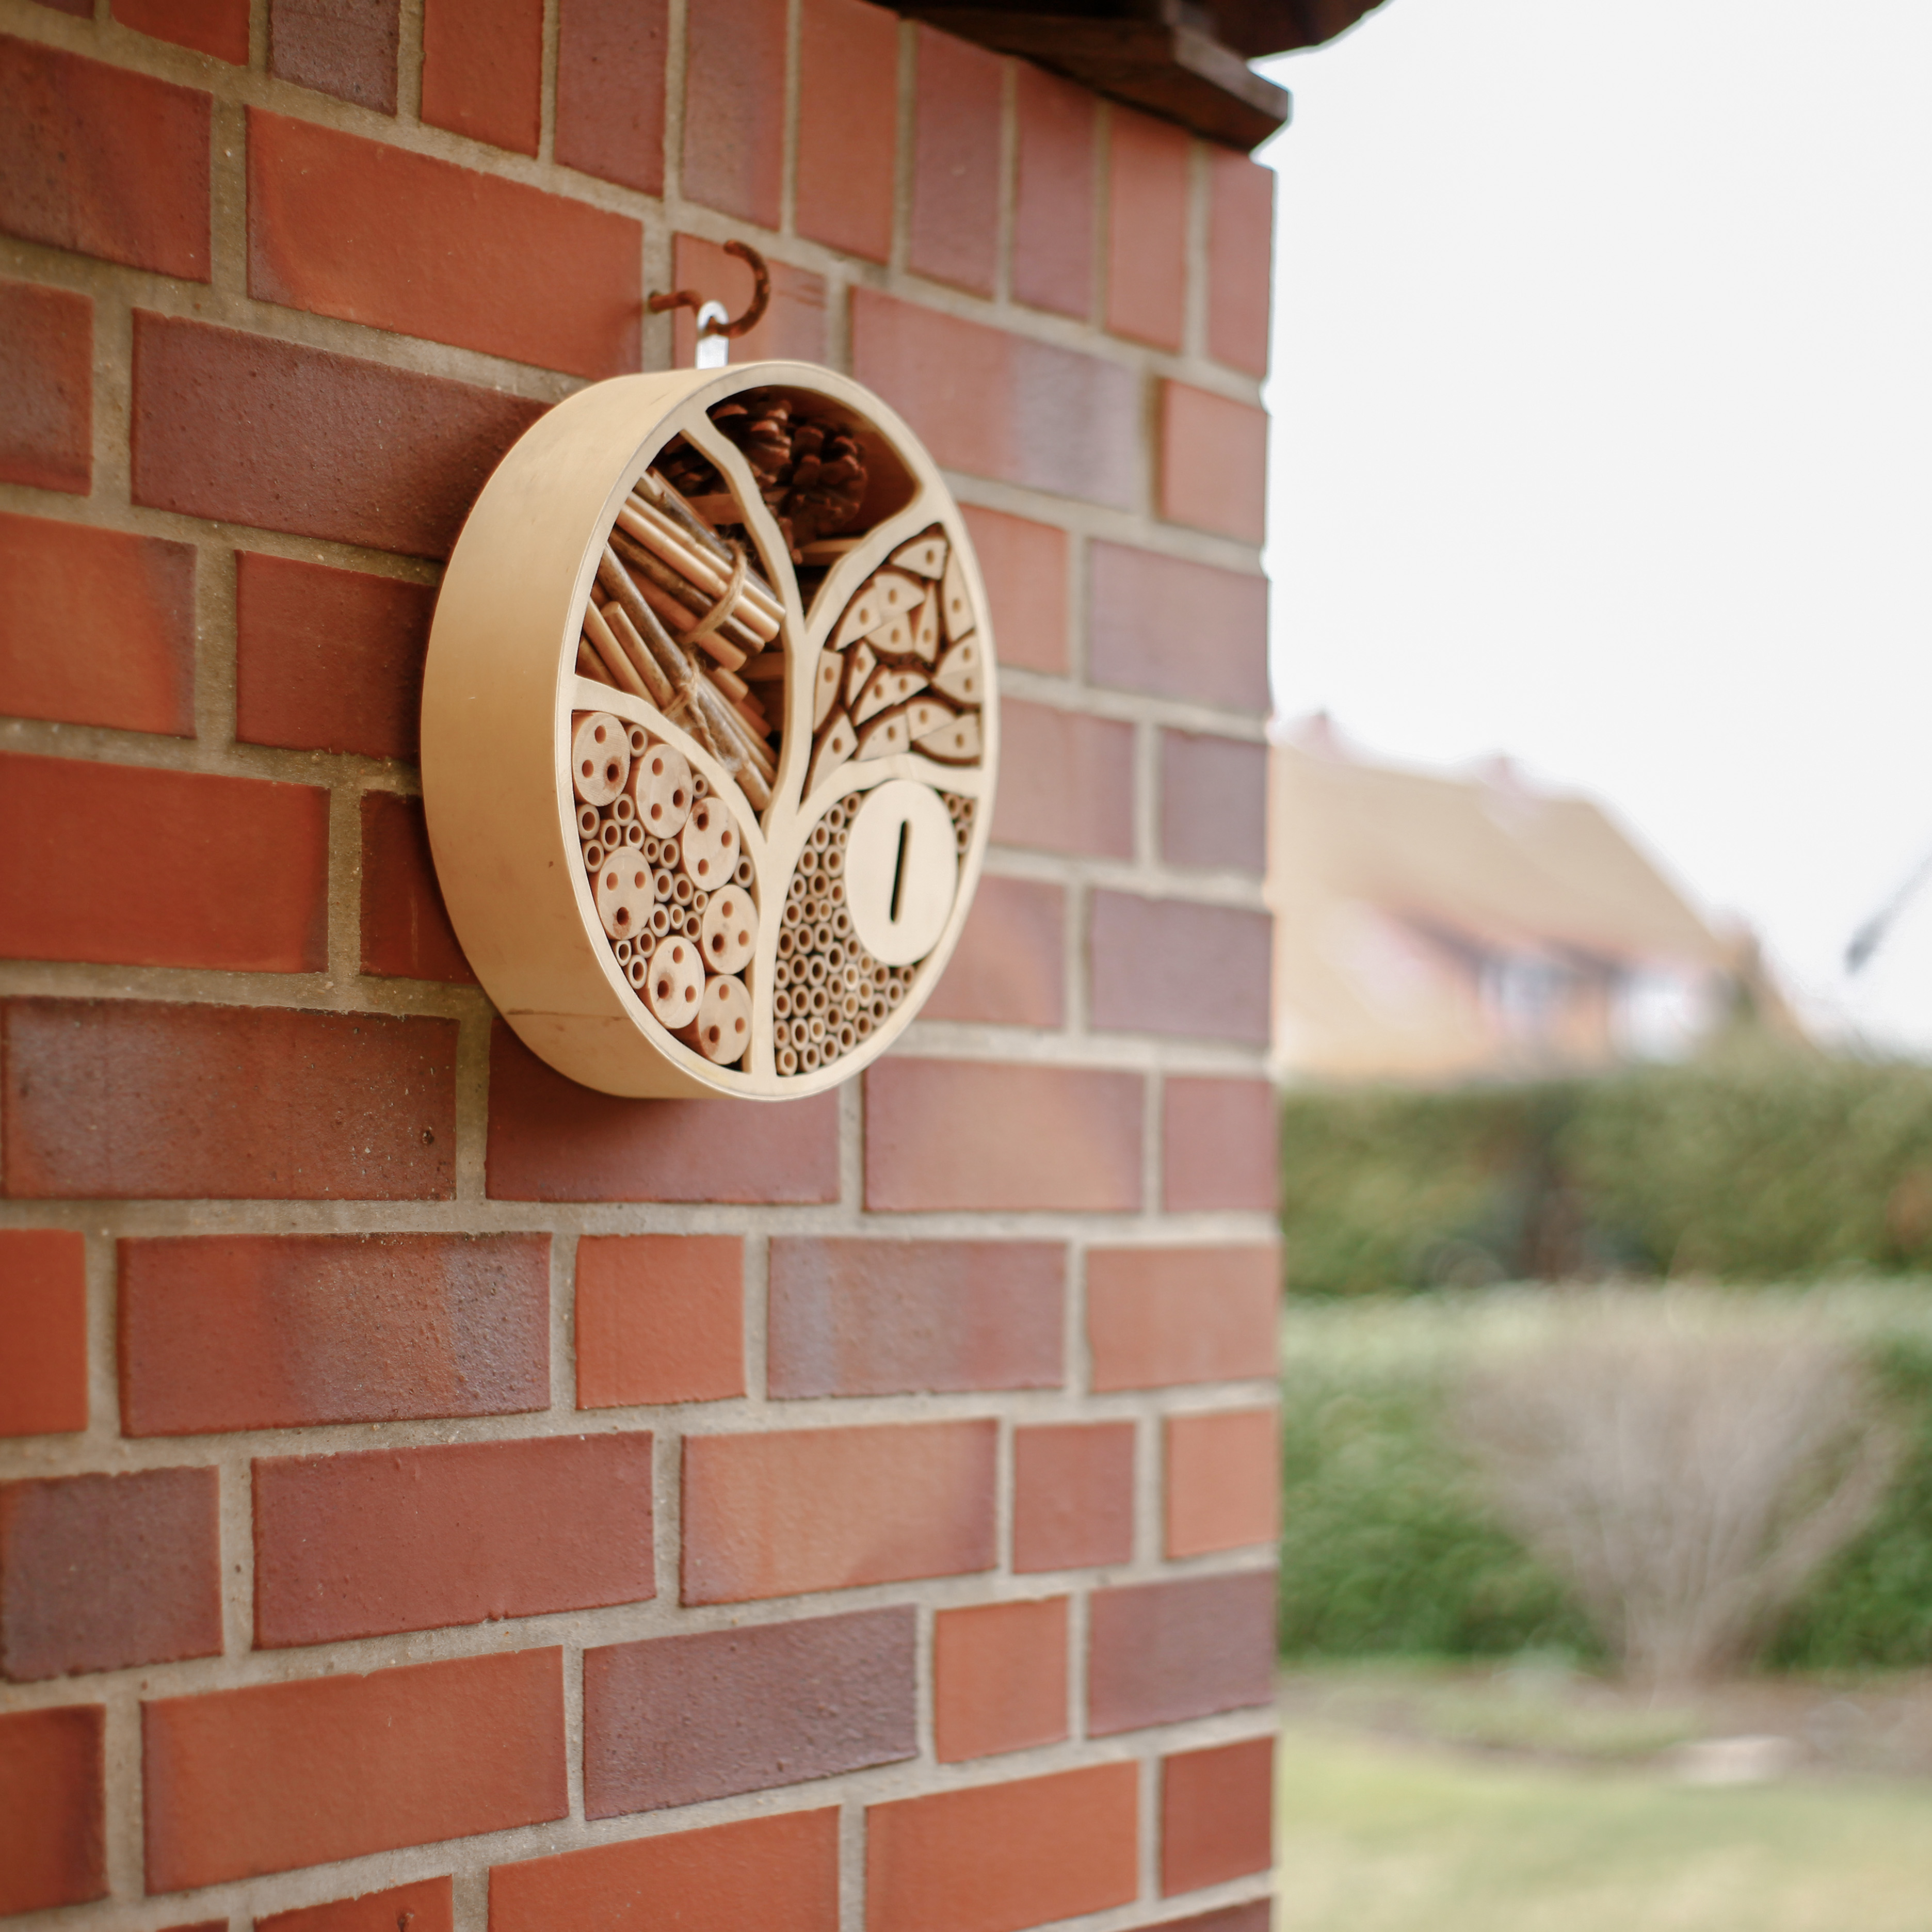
[766,797,920,1077]
[592,543,777,813]
[567,710,763,1071]
[943,791,977,855]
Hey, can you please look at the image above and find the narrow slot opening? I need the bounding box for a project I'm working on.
[890,818,912,924]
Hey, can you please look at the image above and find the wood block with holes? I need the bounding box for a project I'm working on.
[855,705,913,761]
[844,639,877,709]
[910,589,940,664]
[889,532,948,578]
[915,710,983,763]
[940,551,973,640]
[807,711,857,793]
[930,637,983,706]
[832,578,893,649]
[853,663,927,725]
[868,611,918,659]
[813,650,842,728]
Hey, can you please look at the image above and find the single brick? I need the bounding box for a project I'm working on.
[932,1598,1067,1763]
[234,551,434,761]
[1087,1572,1275,1735]
[491,1809,838,1932]
[0,512,194,735]
[249,112,640,380]
[1089,541,1268,712]
[683,1421,995,1604]
[1163,1737,1273,1895]
[557,0,667,194]
[361,792,475,984]
[768,1239,1062,1398]
[1012,1422,1134,1573]
[258,1877,454,1932]
[673,235,827,365]
[682,0,784,227]
[866,1763,1137,1932]
[575,1234,744,1408]
[157,1922,227,1932]
[1209,150,1273,376]
[2,1466,220,1681]
[0,36,210,278]
[585,1607,914,1815]
[120,1232,549,1435]
[488,1020,838,1202]
[1163,731,1268,874]
[958,504,1067,673]
[0,1227,87,1437]
[990,700,1134,858]
[865,1060,1142,1213]
[1,997,458,1201]
[1107,108,1189,349]
[1162,383,1267,543]
[0,279,90,493]
[919,875,1065,1029]
[254,1434,653,1647]
[1013,63,1094,318]
[170,1262,524,1446]
[421,0,541,153]
[142,1648,566,1892]
[910,26,1002,295]
[1151,1907,1271,1932]
[1163,1076,1278,1214]
[853,291,1138,509]
[131,311,547,559]
[114,0,250,62]
[1089,893,1273,1044]
[0,1704,104,1914]
[795,0,897,263]
[1087,1246,1278,1391]
[1167,1409,1279,1558]
[269,0,398,112]
[0,753,329,974]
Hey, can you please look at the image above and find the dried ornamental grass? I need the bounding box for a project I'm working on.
[1454,1294,1899,1687]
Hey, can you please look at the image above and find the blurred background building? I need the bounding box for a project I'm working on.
[1267,714,1797,1079]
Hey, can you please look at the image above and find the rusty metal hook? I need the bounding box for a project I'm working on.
[648,239,771,350]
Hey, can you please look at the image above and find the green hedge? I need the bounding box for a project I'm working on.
[1279,1054,1932,1297]
[1277,1289,1932,1669]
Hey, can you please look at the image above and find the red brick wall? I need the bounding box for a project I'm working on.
[0,2,1279,1928]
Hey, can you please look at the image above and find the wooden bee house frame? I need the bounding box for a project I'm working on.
[422,363,1000,1098]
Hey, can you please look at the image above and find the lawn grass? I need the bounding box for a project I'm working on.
[1277,1723,1932,1932]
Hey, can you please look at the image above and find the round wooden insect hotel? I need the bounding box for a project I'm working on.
[421,364,1000,1098]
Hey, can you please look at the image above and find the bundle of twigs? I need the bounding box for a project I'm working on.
[576,471,786,811]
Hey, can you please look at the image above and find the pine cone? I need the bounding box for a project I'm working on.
[656,435,723,503]
[712,394,793,507]
[784,422,867,545]
[701,395,867,551]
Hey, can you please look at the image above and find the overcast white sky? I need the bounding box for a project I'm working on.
[1257,0,1932,1051]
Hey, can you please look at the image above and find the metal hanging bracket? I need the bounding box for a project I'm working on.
[648,240,772,369]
